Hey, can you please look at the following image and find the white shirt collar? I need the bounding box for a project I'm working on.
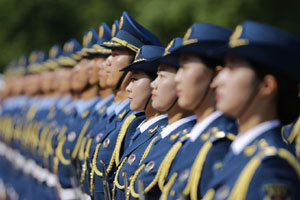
[189,111,223,142]
[138,114,168,133]
[160,115,197,139]
[231,120,280,155]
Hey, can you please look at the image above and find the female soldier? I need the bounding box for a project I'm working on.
[203,21,300,200]
[159,23,237,200]
[128,38,196,200]
[113,45,168,199]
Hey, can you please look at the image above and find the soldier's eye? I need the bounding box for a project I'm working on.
[130,78,137,82]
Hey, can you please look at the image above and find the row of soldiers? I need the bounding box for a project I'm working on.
[0,11,299,200]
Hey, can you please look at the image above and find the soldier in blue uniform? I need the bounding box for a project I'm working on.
[113,45,168,200]
[54,29,105,200]
[158,23,238,200]
[128,38,197,200]
[202,21,300,200]
[88,11,163,200]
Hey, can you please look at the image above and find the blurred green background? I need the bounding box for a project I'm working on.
[0,0,299,72]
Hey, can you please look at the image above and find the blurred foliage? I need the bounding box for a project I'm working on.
[0,0,299,72]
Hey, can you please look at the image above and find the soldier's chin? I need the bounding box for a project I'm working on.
[177,97,192,110]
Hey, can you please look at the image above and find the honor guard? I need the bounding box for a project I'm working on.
[202,21,300,200]
[128,38,196,200]
[89,11,162,200]
[159,23,238,200]
[114,45,168,200]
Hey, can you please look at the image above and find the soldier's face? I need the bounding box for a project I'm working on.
[41,71,53,93]
[213,56,256,117]
[58,68,72,93]
[105,49,134,89]
[126,70,152,111]
[151,64,177,112]
[72,58,90,91]
[176,54,214,110]
[28,74,40,95]
[12,77,24,95]
[87,58,98,85]
[95,56,108,88]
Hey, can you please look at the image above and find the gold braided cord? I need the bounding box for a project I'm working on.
[92,143,103,176]
[139,136,159,165]
[58,125,68,140]
[78,137,87,161]
[227,157,261,200]
[226,133,236,141]
[38,124,51,155]
[103,114,136,177]
[114,157,128,189]
[90,142,102,194]
[80,160,87,185]
[159,173,178,200]
[129,164,146,198]
[114,114,136,166]
[84,138,93,158]
[184,142,213,200]
[53,156,59,174]
[158,141,183,190]
[55,136,71,165]
[278,148,300,179]
[287,117,300,144]
[111,37,140,52]
[201,189,215,200]
[45,130,55,155]
[71,120,90,159]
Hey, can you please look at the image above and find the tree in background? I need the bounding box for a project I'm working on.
[0,0,299,72]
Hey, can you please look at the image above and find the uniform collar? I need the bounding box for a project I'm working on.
[231,119,280,155]
[106,101,120,115]
[189,111,223,142]
[94,94,114,111]
[160,115,197,139]
[115,98,130,115]
[57,95,72,109]
[138,114,168,133]
[76,97,99,114]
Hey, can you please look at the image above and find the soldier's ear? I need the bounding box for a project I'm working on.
[215,65,223,75]
[259,74,278,97]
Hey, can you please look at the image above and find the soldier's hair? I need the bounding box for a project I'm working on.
[250,60,300,125]
[199,55,223,70]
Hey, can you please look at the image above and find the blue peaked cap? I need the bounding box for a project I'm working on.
[120,45,164,75]
[214,21,300,81]
[102,11,162,52]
